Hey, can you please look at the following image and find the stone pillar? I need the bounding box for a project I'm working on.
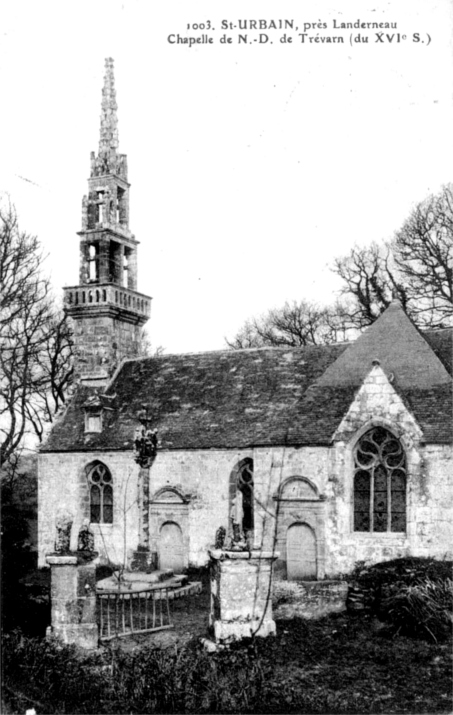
[130,465,154,571]
[209,549,278,643]
[98,240,110,283]
[46,555,98,650]
[126,248,137,291]
[137,466,150,550]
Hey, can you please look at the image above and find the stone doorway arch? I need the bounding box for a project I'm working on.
[159,521,184,573]
[286,522,317,580]
[149,487,190,572]
[273,476,326,580]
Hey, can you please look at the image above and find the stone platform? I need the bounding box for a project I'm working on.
[96,570,202,598]
[273,580,348,620]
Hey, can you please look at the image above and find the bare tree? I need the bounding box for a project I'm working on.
[393,184,453,327]
[136,328,165,358]
[226,300,343,349]
[331,242,408,330]
[228,186,452,350]
[332,185,453,330]
[0,201,73,464]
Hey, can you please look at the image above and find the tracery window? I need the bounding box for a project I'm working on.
[87,462,113,524]
[353,427,406,532]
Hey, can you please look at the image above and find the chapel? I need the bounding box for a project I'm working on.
[37,59,453,579]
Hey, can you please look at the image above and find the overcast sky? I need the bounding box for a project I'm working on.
[1,0,452,353]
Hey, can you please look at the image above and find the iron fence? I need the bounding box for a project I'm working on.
[97,587,173,641]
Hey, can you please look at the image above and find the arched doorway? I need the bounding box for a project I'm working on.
[286,523,317,580]
[159,521,184,573]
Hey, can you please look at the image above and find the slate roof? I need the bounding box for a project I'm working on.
[42,308,452,453]
[316,300,451,389]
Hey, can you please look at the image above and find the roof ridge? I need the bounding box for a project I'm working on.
[113,341,352,363]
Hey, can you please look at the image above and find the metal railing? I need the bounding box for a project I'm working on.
[97,587,173,641]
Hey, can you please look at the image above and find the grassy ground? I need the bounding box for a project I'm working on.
[2,567,452,714]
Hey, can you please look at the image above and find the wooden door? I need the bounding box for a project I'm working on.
[286,523,317,580]
[159,522,184,573]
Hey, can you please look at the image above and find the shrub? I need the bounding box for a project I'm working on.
[380,578,453,642]
[348,557,453,591]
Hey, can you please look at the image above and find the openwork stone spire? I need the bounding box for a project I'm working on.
[90,58,126,179]
[99,57,119,154]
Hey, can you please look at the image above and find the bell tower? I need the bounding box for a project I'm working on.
[64,58,151,386]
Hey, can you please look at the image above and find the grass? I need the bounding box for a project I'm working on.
[2,559,452,713]
[3,610,452,714]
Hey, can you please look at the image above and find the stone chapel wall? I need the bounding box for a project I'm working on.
[38,438,452,572]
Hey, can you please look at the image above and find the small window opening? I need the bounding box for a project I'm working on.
[86,413,102,433]
[96,191,105,224]
[109,241,122,284]
[88,244,99,282]
[123,250,129,288]
[117,187,126,225]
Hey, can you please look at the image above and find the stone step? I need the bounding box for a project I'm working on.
[114,569,174,583]
[96,573,193,594]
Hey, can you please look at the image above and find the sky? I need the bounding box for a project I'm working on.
[1,0,452,354]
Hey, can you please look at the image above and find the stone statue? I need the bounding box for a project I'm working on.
[77,519,95,552]
[55,513,73,553]
[214,525,226,549]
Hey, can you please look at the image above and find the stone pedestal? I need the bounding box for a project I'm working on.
[46,554,98,649]
[209,549,278,643]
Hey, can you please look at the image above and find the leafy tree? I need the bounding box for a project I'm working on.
[0,200,73,465]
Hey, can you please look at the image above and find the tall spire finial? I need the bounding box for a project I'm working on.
[99,57,119,155]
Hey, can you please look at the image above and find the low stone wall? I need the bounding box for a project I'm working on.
[274,580,348,620]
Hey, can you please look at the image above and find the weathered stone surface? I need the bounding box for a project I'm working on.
[209,550,277,642]
[46,555,98,649]
[274,580,348,620]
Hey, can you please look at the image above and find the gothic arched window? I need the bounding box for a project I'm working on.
[229,458,254,542]
[353,427,406,533]
[87,462,113,524]
[238,459,254,535]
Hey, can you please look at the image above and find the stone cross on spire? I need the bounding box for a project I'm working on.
[99,57,119,155]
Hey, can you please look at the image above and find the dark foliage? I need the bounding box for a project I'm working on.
[380,579,453,642]
[3,613,452,714]
[347,557,453,642]
[348,556,453,590]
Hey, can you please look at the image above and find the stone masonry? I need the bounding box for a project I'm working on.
[63,57,150,385]
[209,550,277,642]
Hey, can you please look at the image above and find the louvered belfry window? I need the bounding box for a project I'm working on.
[88,463,113,524]
[353,427,406,532]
